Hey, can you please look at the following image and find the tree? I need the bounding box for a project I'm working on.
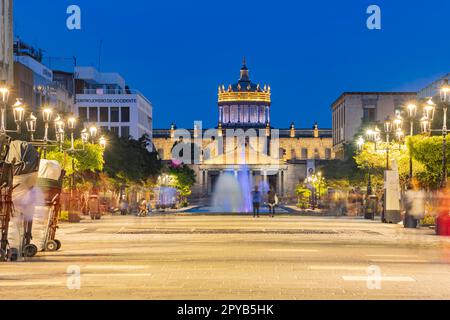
[167,163,196,205]
[103,133,162,185]
[46,139,105,176]
[409,135,450,189]
[295,184,312,209]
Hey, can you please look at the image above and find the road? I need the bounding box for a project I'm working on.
[1,214,450,300]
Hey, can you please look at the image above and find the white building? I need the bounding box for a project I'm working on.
[13,39,74,113]
[74,66,153,147]
[331,92,416,158]
[0,0,13,85]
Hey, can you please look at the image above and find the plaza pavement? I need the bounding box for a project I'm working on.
[1,214,450,300]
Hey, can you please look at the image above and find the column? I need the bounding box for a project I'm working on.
[205,170,209,194]
[277,173,282,195]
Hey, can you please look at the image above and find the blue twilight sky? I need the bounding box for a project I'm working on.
[13,0,450,129]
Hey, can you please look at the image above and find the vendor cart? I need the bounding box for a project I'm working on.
[8,141,41,258]
[35,160,65,252]
[0,135,16,261]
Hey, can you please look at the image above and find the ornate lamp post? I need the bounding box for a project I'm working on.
[384,116,393,170]
[405,103,417,181]
[440,79,450,188]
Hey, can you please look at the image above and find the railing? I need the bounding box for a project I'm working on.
[80,89,143,95]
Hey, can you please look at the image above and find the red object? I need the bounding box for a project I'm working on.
[437,214,450,236]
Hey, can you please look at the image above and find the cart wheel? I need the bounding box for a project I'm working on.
[23,244,38,258]
[9,248,19,262]
[55,239,62,251]
[0,248,6,261]
[45,240,58,252]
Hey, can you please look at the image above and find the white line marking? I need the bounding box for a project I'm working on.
[270,249,319,252]
[0,281,63,287]
[84,265,149,270]
[342,276,415,282]
[370,259,429,263]
[309,266,368,271]
[366,254,419,258]
[81,273,153,277]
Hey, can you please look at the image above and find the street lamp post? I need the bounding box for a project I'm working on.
[406,103,417,181]
[384,116,393,170]
[440,79,450,188]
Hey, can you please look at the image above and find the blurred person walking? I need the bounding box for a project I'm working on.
[267,187,278,218]
[252,186,262,218]
[403,179,425,229]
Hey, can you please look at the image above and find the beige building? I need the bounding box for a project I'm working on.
[0,0,13,85]
[153,61,334,201]
[331,92,416,158]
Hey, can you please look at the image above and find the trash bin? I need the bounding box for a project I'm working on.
[404,213,418,229]
[89,195,102,220]
[364,195,378,220]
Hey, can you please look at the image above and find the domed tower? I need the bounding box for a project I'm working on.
[218,58,271,129]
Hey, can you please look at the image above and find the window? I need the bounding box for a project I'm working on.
[259,106,266,123]
[223,106,230,123]
[100,126,109,133]
[363,107,376,123]
[301,148,308,159]
[121,107,130,122]
[110,126,119,136]
[78,107,88,122]
[325,148,332,160]
[89,107,98,122]
[121,126,130,138]
[110,107,120,122]
[291,149,297,160]
[249,105,258,123]
[230,105,239,123]
[314,149,320,159]
[100,107,109,122]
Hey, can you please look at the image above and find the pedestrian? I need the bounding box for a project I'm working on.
[139,198,148,217]
[119,196,127,216]
[403,179,425,228]
[267,187,278,218]
[251,186,262,218]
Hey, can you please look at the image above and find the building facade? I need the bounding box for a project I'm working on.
[418,73,450,99]
[13,39,74,113]
[331,92,416,158]
[0,0,13,85]
[74,66,153,144]
[153,61,334,201]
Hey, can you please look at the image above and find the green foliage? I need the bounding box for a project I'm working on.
[409,135,450,188]
[46,139,104,176]
[167,164,196,198]
[103,134,162,185]
[295,184,312,209]
[317,143,366,188]
[354,139,427,187]
[59,210,69,222]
